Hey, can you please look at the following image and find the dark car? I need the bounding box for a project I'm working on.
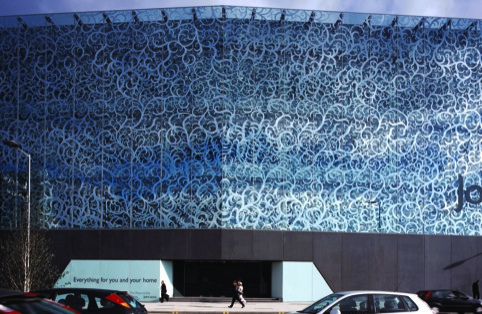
[32,288,147,314]
[417,290,482,314]
[0,288,78,314]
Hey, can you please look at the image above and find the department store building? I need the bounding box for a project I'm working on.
[1,4,482,302]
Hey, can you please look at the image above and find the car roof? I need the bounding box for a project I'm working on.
[338,290,418,296]
[33,288,126,296]
[418,289,453,291]
[0,289,24,298]
[417,289,462,294]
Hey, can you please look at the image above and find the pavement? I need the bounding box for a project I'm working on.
[144,300,312,314]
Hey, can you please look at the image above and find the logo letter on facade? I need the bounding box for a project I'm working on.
[456,174,464,212]
[465,185,482,205]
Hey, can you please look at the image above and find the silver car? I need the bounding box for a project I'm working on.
[291,291,435,314]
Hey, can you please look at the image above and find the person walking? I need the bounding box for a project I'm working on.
[160,280,169,303]
[237,281,246,308]
[228,280,240,308]
[473,280,480,299]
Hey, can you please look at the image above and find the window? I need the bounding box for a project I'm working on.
[95,297,115,309]
[303,293,344,314]
[452,291,470,300]
[55,293,88,311]
[331,295,369,314]
[401,296,419,311]
[433,290,449,298]
[373,294,405,313]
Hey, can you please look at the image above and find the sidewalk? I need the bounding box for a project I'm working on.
[144,300,312,314]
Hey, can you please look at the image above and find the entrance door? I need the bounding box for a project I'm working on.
[173,260,271,298]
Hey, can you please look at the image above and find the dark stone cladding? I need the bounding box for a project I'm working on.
[1,229,482,293]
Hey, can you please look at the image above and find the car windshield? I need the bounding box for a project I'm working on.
[299,293,344,314]
[451,291,471,299]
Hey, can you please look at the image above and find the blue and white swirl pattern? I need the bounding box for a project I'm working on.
[1,7,482,234]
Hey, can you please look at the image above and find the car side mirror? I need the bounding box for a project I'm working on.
[330,309,341,314]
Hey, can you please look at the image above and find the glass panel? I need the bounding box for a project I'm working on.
[1,7,482,234]
[373,294,405,313]
[331,295,369,314]
[401,296,419,311]
[56,293,89,311]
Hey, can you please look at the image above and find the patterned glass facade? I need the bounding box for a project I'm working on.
[1,7,482,234]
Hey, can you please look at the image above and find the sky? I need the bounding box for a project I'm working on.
[1,0,482,20]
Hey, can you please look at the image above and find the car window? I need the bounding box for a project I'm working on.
[434,291,449,298]
[95,296,115,309]
[401,296,419,311]
[452,291,469,299]
[301,293,345,314]
[55,293,89,311]
[330,295,369,314]
[373,294,405,313]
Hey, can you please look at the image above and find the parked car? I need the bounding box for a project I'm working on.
[0,288,78,314]
[417,289,482,314]
[32,288,147,314]
[291,290,434,314]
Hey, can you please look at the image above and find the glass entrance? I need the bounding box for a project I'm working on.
[173,261,272,298]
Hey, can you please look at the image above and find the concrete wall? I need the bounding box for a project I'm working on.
[2,229,481,297]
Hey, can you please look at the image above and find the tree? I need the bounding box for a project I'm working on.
[0,203,61,291]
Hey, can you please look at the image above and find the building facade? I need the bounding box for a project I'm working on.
[1,6,482,301]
